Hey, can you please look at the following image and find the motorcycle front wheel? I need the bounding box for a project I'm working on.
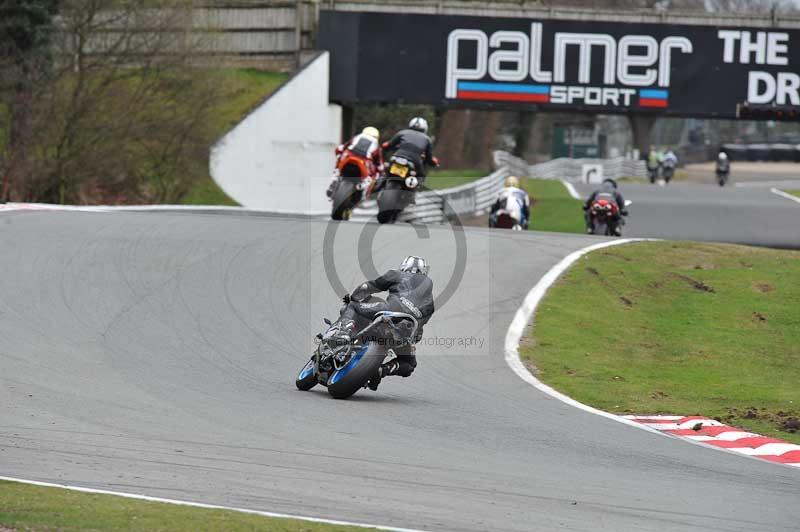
[327,344,385,399]
[295,357,318,391]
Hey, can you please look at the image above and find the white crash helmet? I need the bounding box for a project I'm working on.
[399,255,429,275]
[718,152,728,160]
[409,117,429,134]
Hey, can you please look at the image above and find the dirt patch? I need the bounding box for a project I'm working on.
[669,273,715,293]
[619,296,633,307]
[723,407,800,434]
[586,267,600,276]
[752,312,768,323]
[753,282,775,293]
[0,527,17,532]
[650,390,668,400]
[782,418,800,433]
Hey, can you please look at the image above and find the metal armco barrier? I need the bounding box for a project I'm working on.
[351,165,508,224]
[350,150,645,224]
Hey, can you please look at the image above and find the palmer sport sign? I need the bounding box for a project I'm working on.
[318,11,800,118]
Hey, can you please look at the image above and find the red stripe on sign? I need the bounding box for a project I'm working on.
[640,98,668,108]
[458,91,550,103]
[705,437,785,449]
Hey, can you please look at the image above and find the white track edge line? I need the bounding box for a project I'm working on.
[503,238,800,471]
[560,180,581,200]
[769,187,800,204]
[503,238,660,433]
[0,203,332,216]
[0,476,428,532]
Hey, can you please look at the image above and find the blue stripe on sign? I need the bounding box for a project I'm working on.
[639,89,669,99]
[458,82,550,95]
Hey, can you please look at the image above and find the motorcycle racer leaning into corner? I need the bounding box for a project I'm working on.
[326,126,384,198]
[583,178,628,235]
[323,256,434,391]
[375,117,439,191]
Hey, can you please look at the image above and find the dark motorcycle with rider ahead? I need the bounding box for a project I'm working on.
[583,179,632,236]
[375,118,439,224]
[296,256,434,399]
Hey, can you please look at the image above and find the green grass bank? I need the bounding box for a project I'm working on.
[181,69,287,206]
[520,241,800,443]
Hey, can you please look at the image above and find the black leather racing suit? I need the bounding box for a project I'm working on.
[340,269,434,377]
[384,129,435,178]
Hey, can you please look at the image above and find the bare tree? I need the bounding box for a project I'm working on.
[1,0,228,204]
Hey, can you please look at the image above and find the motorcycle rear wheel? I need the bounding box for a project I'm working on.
[331,181,357,221]
[377,187,407,224]
[593,221,609,236]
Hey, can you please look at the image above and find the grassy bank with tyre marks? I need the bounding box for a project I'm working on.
[520,241,800,444]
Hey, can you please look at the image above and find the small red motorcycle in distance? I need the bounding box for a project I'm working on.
[330,150,377,220]
[589,197,632,236]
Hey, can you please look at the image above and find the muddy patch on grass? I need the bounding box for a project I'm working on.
[668,273,715,293]
[752,282,775,293]
[619,296,633,307]
[723,407,800,434]
[752,312,768,323]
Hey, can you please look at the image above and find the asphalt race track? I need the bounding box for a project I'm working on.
[575,182,800,248]
[1,210,798,532]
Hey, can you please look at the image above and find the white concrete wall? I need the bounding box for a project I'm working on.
[210,52,341,213]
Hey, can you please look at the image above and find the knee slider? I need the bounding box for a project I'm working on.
[396,362,415,377]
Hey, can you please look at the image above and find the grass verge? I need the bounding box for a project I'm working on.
[787,190,800,198]
[520,241,800,443]
[0,480,366,532]
[426,169,487,190]
[180,69,288,206]
[524,178,585,234]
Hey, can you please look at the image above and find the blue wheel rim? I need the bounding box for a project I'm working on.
[329,345,368,385]
[297,359,315,381]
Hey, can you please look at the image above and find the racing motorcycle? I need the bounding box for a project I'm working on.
[329,151,376,220]
[647,163,660,184]
[489,209,525,230]
[375,156,422,224]
[295,297,419,399]
[716,165,730,187]
[661,158,676,184]
[589,197,632,236]
[489,194,528,231]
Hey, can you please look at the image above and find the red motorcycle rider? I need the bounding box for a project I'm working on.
[326,126,384,200]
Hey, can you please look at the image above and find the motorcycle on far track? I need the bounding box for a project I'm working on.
[589,198,632,236]
[376,156,430,224]
[296,297,419,399]
[329,151,377,221]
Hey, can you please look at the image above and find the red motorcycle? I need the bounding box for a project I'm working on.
[330,150,377,220]
[589,196,630,236]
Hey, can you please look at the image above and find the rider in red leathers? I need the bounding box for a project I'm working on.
[327,126,384,199]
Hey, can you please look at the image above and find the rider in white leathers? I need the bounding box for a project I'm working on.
[489,176,530,230]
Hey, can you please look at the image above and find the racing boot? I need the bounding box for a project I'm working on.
[367,359,400,391]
